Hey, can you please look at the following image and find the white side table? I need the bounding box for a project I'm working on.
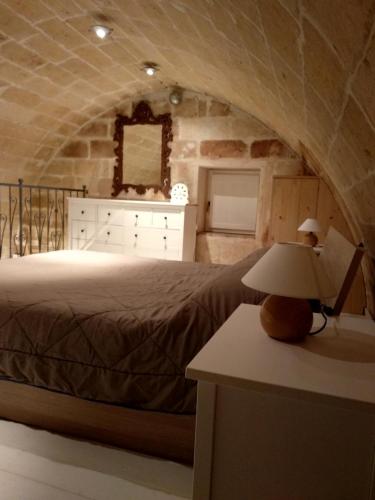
[186,304,375,500]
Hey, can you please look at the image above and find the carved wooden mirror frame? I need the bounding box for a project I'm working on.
[112,101,173,198]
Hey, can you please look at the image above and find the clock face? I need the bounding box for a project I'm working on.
[171,183,189,204]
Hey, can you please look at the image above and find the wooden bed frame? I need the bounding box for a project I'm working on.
[0,380,195,464]
[0,227,363,466]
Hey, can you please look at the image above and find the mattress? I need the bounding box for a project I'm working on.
[0,249,266,413]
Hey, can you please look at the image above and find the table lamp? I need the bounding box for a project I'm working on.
[298,218,321,246]
[241,243,336,342]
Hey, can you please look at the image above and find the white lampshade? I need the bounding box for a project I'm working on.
[241,243,336,300]
[298,218,321,232]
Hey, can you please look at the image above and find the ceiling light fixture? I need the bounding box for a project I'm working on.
[169,87,183,105]
[91,25,112,39]
[142,62,159,76]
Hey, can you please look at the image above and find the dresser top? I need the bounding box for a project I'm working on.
[68,197,196,208]
[186,304,375,410]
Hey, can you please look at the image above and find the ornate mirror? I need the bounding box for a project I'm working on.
[112,101,173,198]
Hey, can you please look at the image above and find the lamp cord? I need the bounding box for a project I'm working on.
[308,305,328,336]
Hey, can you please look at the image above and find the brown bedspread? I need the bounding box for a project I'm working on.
[0,249,266,413]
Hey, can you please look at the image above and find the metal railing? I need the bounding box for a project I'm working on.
[0,179,86,259]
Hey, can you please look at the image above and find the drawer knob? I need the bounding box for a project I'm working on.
[107,212,111,216]
[134,234,138,238]
[81,210,85,215]
[163,236,167,240]
[135,214,138,218]
[164,216,167,220]
[80,229,84,233]
[107,231,110,236]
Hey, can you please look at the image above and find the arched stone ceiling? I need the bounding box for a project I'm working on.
[0,0,374,304]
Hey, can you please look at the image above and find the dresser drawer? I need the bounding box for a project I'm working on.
[95,225,124,245]
[152,211,182,230]
[70,204,96,221]
[87,242,124,254]
[139,248,180,261]
[124,228,181,255]
[71,221,96,240]
[124,209,152,228]
[123,228,141,252]
[71,238,88,250]
[71,239,123,254]
[98,206,124,225]
[158,229,181,251]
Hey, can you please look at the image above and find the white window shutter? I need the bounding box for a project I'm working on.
[207,170,259,233]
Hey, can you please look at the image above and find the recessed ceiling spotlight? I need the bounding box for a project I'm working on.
[91,25,112,39]
[142,62,159,76]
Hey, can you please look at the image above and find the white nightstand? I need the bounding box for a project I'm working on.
[186,304,375,500]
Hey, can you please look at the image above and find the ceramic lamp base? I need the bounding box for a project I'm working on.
[303,232,318,246]
[260,295,313,342]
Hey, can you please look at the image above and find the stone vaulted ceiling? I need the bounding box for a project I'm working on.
[0,0,374,306]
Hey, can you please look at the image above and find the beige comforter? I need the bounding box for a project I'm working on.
[0,249,266,413]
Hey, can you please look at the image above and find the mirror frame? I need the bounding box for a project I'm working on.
[112,101,173,198]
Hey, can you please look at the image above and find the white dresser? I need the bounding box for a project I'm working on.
[68,198,197,261]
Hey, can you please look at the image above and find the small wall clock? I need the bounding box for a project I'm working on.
[171,183,189,205]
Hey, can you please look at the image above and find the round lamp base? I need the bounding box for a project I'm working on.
[260,295,313,342]
[303,232,318,247]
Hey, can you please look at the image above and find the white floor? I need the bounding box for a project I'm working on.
[0,420,192,500]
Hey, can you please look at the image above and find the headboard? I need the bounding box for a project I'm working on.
[319,227,365,316]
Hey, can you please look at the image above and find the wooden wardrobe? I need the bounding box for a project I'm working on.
[269,176,366,314]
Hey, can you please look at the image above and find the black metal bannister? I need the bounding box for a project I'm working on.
[0,179,86,259]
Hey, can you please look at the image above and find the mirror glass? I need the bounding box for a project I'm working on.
[112,101,173,198]
[123,124,162,186]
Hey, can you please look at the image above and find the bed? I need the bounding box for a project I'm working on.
[0,248,267,463]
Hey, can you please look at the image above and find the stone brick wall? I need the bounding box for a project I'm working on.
[41,90,303,263]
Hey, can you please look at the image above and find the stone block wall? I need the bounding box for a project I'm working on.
[40,89,303,263]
